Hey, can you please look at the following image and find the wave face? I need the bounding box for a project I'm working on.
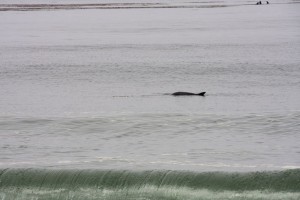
[1,169,300,200]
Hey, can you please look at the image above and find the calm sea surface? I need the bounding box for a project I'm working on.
[0,0,299,172]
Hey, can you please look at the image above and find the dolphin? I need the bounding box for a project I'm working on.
[172,92,206,96]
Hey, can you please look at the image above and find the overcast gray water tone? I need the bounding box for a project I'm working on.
[0,0,300,172]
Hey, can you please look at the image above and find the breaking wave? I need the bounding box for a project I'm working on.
[0,169,299,199]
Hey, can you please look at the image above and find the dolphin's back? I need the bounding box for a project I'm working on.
[172,92,205,96]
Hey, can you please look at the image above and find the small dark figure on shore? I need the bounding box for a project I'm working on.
[266,1,269,4]
[256,1,262,5]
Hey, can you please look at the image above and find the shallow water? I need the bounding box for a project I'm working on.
[0,2,300,199]
[0,113,300,171]
[1,1,300,171]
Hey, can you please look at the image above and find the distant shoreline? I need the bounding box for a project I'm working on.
[1,1,299,12]
[0,3,248,12]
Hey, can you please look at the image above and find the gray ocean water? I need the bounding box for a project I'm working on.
[0,0,300,173]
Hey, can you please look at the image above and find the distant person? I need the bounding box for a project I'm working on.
[266,1,269,4]
[256,1,262,5]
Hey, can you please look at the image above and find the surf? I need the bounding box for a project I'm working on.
[0,169,299,200]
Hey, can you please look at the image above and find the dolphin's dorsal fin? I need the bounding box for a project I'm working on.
[198,92,206,96]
